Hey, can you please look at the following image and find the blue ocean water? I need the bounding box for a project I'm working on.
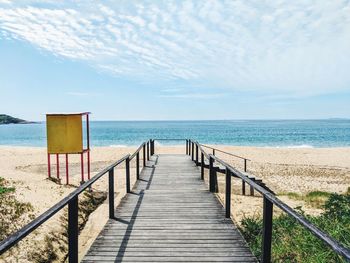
[0,120,349,147]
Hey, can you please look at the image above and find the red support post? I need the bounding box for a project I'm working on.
[56,154,60,180]
[87,150,90,180]
[81,152,84,183]
[86,114,90,150]
[66,154,69,185]
[86,114,90,181]
[47,153,51,178]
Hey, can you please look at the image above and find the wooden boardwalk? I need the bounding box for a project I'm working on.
[82,154,257,262]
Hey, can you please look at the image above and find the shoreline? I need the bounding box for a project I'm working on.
[2,144,350,149]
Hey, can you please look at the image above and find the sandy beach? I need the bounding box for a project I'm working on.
[1,145,350,262]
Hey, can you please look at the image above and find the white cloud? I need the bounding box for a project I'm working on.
[158,93,227,99]
[0,1,350,96]
[66,91,102,97]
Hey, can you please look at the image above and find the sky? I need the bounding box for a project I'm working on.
[0,0,350,121]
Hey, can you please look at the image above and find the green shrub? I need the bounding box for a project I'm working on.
[0,177,15,195]
[281,190,333,208]
[240,192,350,262]
[0,177,34,240]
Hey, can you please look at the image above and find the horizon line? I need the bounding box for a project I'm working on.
[25,117,350,123]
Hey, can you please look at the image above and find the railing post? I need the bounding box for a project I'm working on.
[150,139,154,155]
[108,168,114,219]
[225,168,231,218]
[136,152,140,180]
[195,144,199,166]
[189,140,191,156]
[250,178,255,196]
[209,156,215,192]
[68,196,78,263]
[126,156,130,193]
[242,159,247,196]
[262,196,273,263]
[191,142,194,161]
[200,152,204,180]
[213,149,215,155]
[186,139,188,155]
[143,144,146,167]
[147,141,150,161]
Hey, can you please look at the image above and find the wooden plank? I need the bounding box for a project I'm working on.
[82,154,256,263]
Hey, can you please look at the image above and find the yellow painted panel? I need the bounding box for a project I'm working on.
[47,115,83,154]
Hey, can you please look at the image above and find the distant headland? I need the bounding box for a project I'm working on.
[0,114,35,124]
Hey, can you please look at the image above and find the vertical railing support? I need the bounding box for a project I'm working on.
[136,152,140,180]
[262,197,273,263]
[189,140,191,156]
[108,168,114,219]
[191,142,194,161]
[250,178,255,196]
[68,196,78,263]
[143,144,146,167]
[209,156,215,192]
[150,139,154,155]
[213,149,215,155]
[147,141,150,161]
[186,140,188,155]
[195,143,199,166]
[225,168,231,218]
[126,156,130,193]
[242,159,247,196]
[200,152,204,180]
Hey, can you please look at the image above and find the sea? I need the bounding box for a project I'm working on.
[0,120,349,148]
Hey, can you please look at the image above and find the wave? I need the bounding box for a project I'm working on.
[109,144,127,148]
[270,144,314,149]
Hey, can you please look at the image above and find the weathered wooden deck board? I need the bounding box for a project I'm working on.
[82,154,256,263]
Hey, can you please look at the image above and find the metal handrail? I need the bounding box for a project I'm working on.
[200,143,250,161]
[197,142,210,160]
[0,141,149,262]
[188,139,350,262]
[153,138,187,141]
[0,154,129,254]
[129,141,147,160]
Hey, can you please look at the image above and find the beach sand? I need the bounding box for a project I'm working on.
[1,145,350,261]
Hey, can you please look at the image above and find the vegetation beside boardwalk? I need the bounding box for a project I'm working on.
[28,190,107,263]
[279,190,332,209]
[0,177,35,240]
[240,189,350,263]
[0,176,107,262]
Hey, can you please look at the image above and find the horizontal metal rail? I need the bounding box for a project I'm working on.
[200,143,250,161]
[152,138,187,141]
[0,141,149,261]
[129,142,147,160]
[197,143,210,160]
[188,139,350,262]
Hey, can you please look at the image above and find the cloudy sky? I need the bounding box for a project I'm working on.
[1,0,350,120]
